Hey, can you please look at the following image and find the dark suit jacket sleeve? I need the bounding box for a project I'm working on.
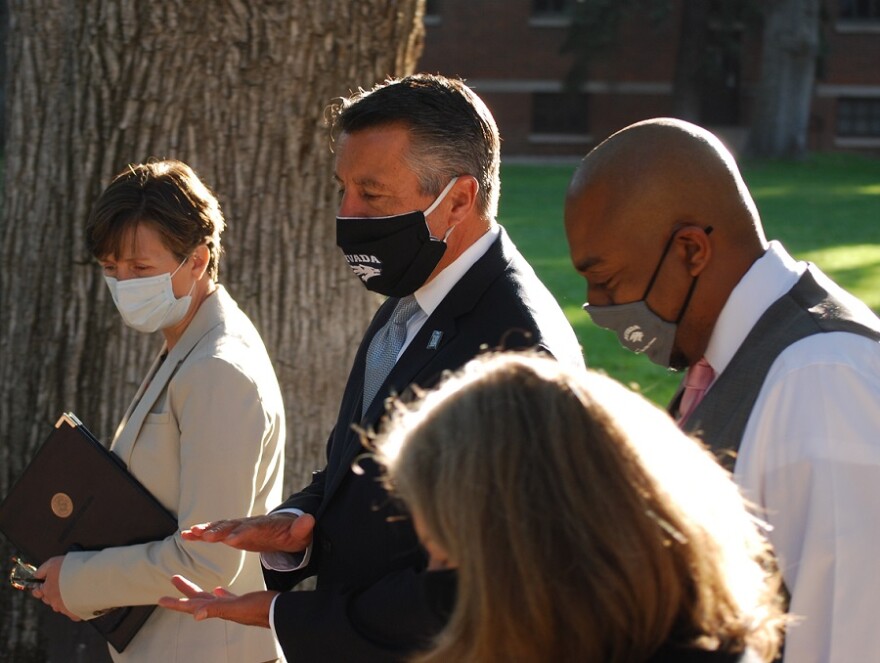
[275,467,326,515]
[272,569,456,663]
[262,434,331,591]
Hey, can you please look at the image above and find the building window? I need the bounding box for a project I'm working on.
[838,0,880,19]
[837,98,880,136]
[531,92,589,136]
[532,0,573,16]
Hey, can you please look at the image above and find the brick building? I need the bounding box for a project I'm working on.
[417,0,880,157]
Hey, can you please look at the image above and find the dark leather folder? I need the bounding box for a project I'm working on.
[0,413,178,652]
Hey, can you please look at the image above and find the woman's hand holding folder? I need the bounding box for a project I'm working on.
[32,556,81,622]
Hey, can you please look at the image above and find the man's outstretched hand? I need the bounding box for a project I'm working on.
[159,575,276,628]
[182,512,315,553]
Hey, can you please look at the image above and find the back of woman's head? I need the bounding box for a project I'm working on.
[86,160,225,279]
[378,352,783,663]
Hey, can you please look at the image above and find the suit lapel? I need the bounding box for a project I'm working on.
[360,313,459,424]
[319,297,396,496]
[377,228,512,411]
[323,231,512,502]
[110,287,230,467]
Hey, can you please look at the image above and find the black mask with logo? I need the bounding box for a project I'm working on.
[336,177,458,298]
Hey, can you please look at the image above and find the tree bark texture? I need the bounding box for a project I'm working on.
[746,0,819,158]
[0,1,424,660]
[671,0,710,122]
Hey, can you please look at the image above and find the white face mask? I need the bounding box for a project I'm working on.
[104,257,195,333]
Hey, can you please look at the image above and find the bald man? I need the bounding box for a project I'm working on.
[565,118,880,663]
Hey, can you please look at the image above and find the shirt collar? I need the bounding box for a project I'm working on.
[704,240,806,375]
[413,225,499,317]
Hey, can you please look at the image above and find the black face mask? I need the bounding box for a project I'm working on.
[336,178,458,298]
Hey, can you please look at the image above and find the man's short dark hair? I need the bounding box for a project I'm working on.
[329,74,501,219]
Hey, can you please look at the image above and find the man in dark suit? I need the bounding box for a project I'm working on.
[160,74,584,661]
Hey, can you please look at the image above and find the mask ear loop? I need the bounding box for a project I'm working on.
[642,224,714,300]
[170,255,189,278]
[425,176,467,242]
[641,229,681,300]
[673,225,713,324]
[424,176,460,217]
[170,254,199,299]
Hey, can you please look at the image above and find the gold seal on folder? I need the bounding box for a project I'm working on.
[50,492,73,518]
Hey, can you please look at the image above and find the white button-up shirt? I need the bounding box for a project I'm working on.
[704,241,880,663]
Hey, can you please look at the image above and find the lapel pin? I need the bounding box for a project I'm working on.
[427,330,443,350]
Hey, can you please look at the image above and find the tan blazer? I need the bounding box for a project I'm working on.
[59,286,285,663]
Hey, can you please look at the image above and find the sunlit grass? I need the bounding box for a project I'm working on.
[501,153,880,406]
[750,186,795,198]
[799,244,880,310]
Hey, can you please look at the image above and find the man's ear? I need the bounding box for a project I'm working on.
[674,225,713,277]
[446,175,480,223]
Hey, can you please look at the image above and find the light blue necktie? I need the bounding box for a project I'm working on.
[363,295,421,416]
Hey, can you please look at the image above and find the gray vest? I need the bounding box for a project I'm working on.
[677,265,880,470]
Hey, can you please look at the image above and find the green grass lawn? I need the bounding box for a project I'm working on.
[500,153,880,406]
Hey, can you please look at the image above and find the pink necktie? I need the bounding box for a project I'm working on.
[679,357,715,425]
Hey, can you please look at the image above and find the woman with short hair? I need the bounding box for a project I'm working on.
[32,160,285,662]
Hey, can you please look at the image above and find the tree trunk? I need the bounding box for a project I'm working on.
[0,0,7,155]
[671,0,710,123]
[746,0,820,158]
[0,0,424,660]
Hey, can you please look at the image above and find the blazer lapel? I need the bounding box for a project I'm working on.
[110,287,229,467]
[112,349,182,467]
[112,348,166,443]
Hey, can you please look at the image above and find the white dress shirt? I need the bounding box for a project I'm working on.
[704,241,880,663]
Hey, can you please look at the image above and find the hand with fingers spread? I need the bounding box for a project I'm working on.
[159,575,277,628]
[32,556,81,622]
[182,512,315,553]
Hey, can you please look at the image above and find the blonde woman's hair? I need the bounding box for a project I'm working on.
[377,352,784,663]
